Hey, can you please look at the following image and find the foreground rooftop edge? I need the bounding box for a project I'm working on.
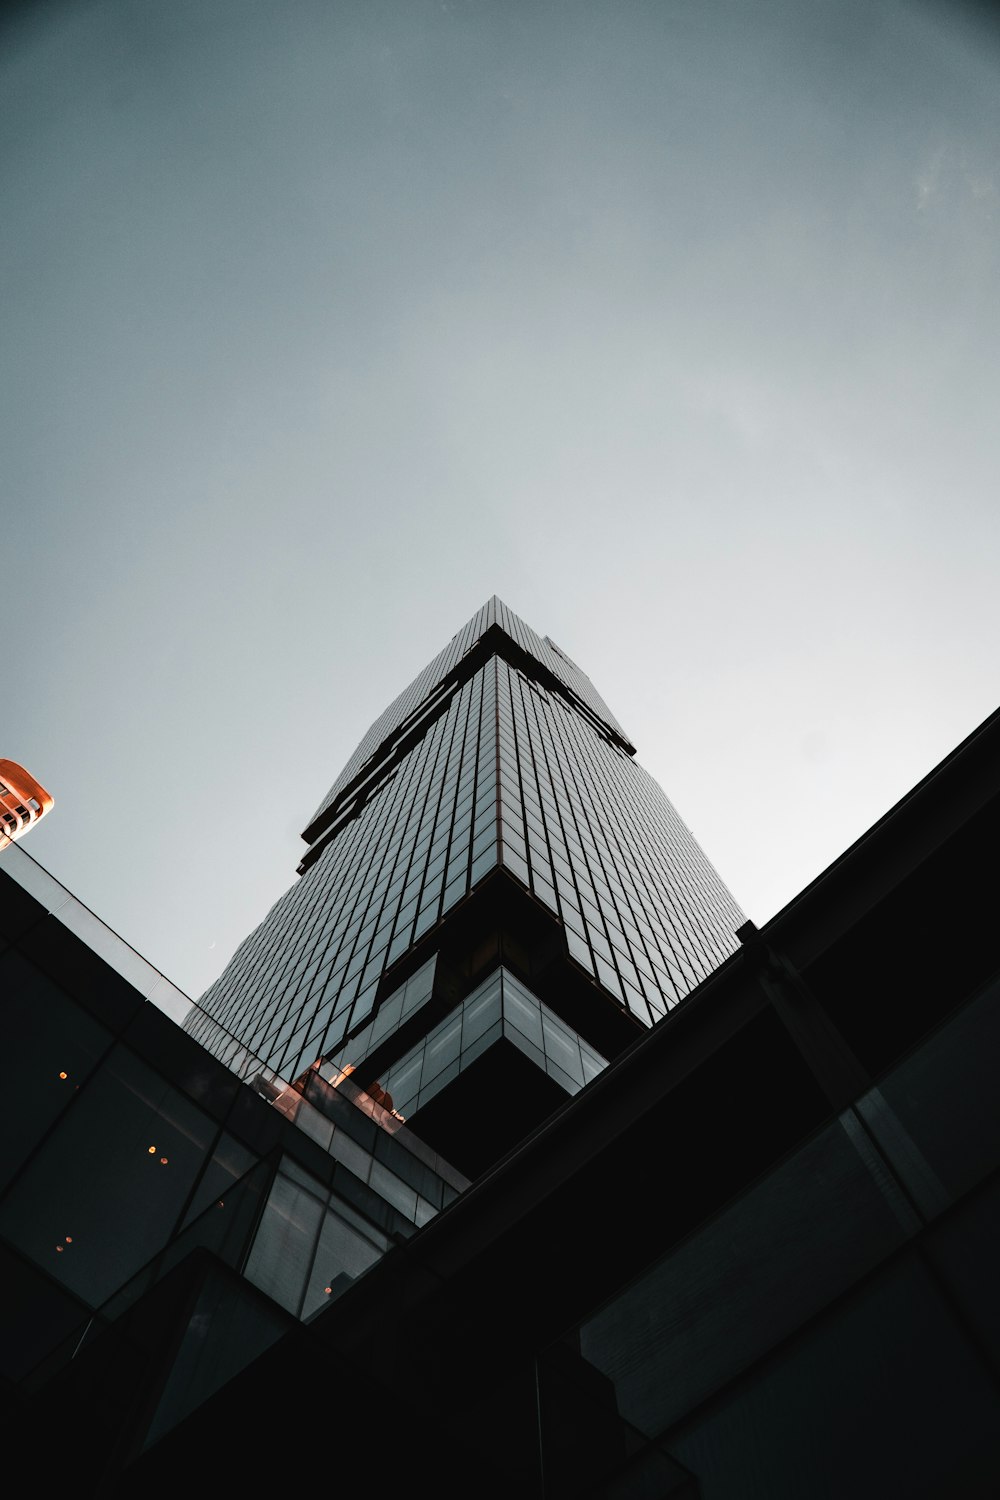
[1,602,998,1495]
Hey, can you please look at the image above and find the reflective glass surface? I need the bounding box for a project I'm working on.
[192,661,499,1078]
[244,1161,390,1318]
[493,655,743,1020]
[0,880,466,1395]
[305,595,634,836]
[374,967,609,1118]
[192,600,743,1085]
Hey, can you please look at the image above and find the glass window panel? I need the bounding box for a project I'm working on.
[470,847,497,883]
[303,1204,386,1316]
[403,957,437,1012]
[501,848,530,886]
[328,1128,373,1182]
[0,1045,216,1306]
[383,1055,423,1116]
[244,1170,325,1316]
[472,828,496,860]
[542,1014,585,1086]
[503,980,544,1049]
[386,930,410,965]
[0,953,113,1192]
[425,1015,462,1081]
[594,956,624,999]
[182,1133,258,1228]
[369,1161,418,1221]
[289,1098,334,1150]
[566,928,594,972]
[463,979,503,1043]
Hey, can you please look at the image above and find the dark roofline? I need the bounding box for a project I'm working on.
[299,622,637,866]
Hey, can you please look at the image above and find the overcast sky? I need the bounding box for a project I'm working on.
[4,0,998,999]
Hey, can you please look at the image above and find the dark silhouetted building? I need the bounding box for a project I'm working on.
[1,604,999,1496]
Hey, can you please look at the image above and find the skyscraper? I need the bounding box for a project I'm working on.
[3,622,999,1494]
[190,598,743,1171]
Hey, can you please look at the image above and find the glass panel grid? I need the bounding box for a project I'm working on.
[378,969,609,1120]
[192,603,743,1080]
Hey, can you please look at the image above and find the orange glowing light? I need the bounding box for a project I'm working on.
[366,1078,394,1111]
[0,760,54,851]
[58,1071,68,1080]
[148,1146,156,1154]
[65,1236,72,1243]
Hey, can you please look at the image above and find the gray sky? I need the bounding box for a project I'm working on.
[4,0,998,999]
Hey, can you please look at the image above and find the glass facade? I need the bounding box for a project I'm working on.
[0,851,466,1391]
[190,600,743,1100]
[3,688,998,1490]
[323,964,610,1120]
[491,655,741,1016]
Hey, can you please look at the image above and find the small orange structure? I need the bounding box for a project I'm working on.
[0,760,54,851]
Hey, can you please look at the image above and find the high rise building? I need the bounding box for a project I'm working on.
[189,597,744,1171]
[2,612,999,1495]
